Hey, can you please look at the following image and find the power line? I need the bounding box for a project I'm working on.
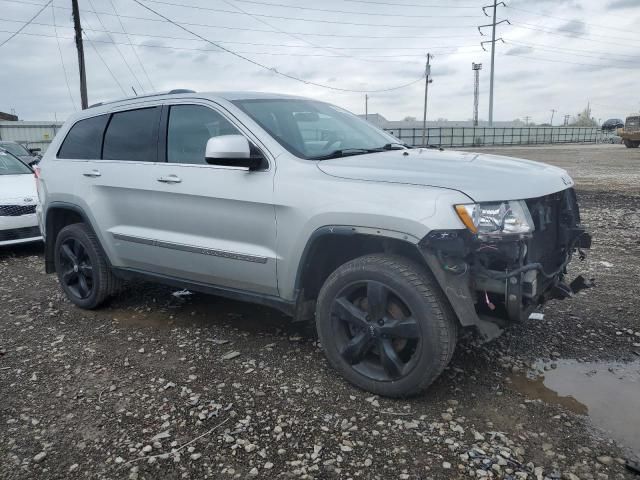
[208,0,484,18]
[509,22,640,47]
[51,1,76,111]
[131,0,426,93]
[504,39,640,60]
[504,40,639,65]
[82,30,127,96]
[85,0,146,93]
[0,23,480,57]
[502,51,637,70]
[220,0,358,63]
[0,17,482,47]
[139,0,479,29]
[505,5,639,36]
[0,0,51,48]
[0,29,477,64]
[343,0,480,7]
[108,0,155,92]
[0,3,482,41]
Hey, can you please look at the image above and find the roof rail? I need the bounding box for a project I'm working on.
[87,89,197,109]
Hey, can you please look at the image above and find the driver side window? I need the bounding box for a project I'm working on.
[167,105,240,165]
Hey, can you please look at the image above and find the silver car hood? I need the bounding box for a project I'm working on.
[316,148,574,202]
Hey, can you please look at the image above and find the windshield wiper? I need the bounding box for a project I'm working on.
[311,148,382,160]
[312,143,412,160]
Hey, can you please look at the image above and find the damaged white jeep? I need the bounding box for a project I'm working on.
[37,91,591,397]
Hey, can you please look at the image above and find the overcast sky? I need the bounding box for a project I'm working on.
[1,0,639,123]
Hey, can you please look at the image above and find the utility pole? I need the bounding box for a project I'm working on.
[549,109,556,126]
[365,94,368,121]
[479,1,508,127]
[71,0,88,109]
[524,116,531,126]
[472,63,482,127]
[421,53,433,148]
[563,114,570,126]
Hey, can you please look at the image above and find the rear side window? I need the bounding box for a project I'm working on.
[103,107,160,162]
[57,114,108,159]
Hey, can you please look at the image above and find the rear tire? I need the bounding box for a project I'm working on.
[623,139,639,148]
[54,223,121,309]
[315,254,458,398]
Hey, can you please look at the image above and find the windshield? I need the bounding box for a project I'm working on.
[0,142,30,157]
[232,98,400,159]
[0,150,32,175]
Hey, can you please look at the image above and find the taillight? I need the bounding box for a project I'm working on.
[34,166,41,195]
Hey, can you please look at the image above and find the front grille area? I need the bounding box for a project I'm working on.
[0,204,36,216]
[0,226,41,242]
[525,188,581,273]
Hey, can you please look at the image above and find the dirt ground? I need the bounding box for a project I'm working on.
[1,144,639,480]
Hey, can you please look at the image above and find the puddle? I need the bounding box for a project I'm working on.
[511,359,640,455]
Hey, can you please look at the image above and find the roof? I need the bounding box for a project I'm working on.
[88,90,308,110]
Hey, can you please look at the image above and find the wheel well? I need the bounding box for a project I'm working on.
[297,233,426,302]
[44,206,85,273]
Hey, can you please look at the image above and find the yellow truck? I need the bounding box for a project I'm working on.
[618,115,640,148]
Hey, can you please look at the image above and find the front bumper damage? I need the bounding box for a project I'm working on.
[419,188,592,341]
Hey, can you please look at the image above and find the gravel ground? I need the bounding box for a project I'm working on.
[1,144,639,479]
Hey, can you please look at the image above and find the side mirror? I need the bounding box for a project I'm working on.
[28,159,40,167]
[205,135,263,169]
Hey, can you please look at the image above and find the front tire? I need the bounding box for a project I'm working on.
[316,254,458,398]
[623,139,639,148]
[54,223,120,309]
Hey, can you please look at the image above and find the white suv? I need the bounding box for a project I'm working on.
[36,90,591,397]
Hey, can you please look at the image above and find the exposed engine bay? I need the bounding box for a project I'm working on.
[420,188,592,339]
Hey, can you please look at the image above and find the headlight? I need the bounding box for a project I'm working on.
[454,200,535,238]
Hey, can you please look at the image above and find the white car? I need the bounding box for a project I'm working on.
[0,148,42,246]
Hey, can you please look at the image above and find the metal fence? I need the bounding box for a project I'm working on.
[384,126,601,148]
[0,121,63,153]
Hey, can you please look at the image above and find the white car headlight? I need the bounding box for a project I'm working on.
[454,200,535,238]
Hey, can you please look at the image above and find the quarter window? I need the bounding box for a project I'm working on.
[167,105,240,165]
[57,114,108,159]
[103,107,160,162]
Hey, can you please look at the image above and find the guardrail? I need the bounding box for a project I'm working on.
[383,126,601,148]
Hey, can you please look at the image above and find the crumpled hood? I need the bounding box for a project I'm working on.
[316,148,574,202]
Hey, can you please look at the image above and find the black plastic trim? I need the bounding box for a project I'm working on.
[112,267,295,316]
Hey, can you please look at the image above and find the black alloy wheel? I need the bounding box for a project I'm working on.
[331,280,420,381]
[59,237,94,299]
[316,254,458,398]
[54,223,121,309]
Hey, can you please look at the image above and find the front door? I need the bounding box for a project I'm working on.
[148,103,278,295]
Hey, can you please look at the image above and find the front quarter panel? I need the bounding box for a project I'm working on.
[274,155,473,300]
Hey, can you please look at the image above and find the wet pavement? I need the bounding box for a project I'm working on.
[511,360,640,457]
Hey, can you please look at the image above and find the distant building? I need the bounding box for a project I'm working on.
[0,111,18,121]
[358,113,528,130]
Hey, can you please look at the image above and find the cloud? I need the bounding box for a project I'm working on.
[608,0,640,9]
[0,0,638,125]
[505,46,534,56]
[556,20,588,37]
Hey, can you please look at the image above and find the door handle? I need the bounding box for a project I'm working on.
[157,175,182,184]
[83,169,101,178]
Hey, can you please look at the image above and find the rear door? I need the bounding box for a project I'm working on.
[148,102,278,295]
[75,106,163,271]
